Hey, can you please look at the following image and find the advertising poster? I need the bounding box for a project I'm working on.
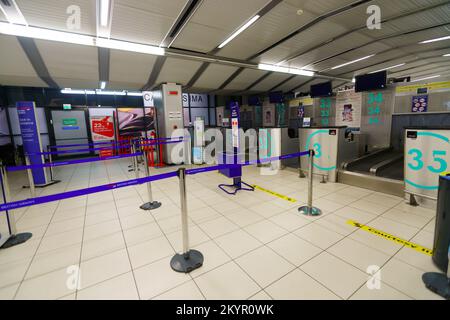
[117,108,145,135]
[91,116,114,141]
[16,101,47,185]
[0,107,10,145]
[297,103,305,118]
[335,90,362,127]
[411,95,428,113]
[263,105,275,127]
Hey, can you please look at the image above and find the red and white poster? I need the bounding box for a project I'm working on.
[91,116,115,141]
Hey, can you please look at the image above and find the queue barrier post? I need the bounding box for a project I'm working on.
[170,168,204,273]
[0,162,32,249]
[298,149,322,217]
[47,146,54,181]
[133,143,139,179]
[24,155,36,198]
[140,149,162,211]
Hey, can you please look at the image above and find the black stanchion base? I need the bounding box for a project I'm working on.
[423,272,450,300]
[1,233,33,249]
[140,201,162,211]
[170,250,204,273]
[23,180,61,189]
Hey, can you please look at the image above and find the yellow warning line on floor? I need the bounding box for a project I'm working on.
[251,185,297,203]
[347,220,433,256]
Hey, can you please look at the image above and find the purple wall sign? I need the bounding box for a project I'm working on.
[16,101,48,185]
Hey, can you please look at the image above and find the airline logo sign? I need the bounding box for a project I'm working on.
[182,93,208,107]
[142,91,154,107]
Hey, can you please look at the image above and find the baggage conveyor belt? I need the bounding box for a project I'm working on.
[342,147,404,180]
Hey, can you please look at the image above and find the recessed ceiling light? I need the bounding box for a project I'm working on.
[419,35,450,44]
[218,15,260,49]
[100,0,110,27]
[297,9,304,15]
[331,54,375,70]
[443,54,450,57]
[412,75,441,82]
[369,63,406,74]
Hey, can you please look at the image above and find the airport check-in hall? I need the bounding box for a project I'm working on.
[0,0,449,303]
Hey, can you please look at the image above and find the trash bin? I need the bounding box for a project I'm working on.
[432,173,450,273]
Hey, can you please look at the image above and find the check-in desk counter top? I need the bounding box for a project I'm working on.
[299,126,359,182]
[404,127,450,206]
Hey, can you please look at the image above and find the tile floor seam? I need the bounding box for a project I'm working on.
[12,163,79,300]
[134,162,209,300]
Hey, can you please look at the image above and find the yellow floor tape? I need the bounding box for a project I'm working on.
[347,220,433,256]
[251,185,297,203]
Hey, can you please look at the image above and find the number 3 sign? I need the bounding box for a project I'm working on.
[405,131,449,191]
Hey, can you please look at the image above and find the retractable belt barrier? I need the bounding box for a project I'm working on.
[1,149,322,273]
[0,151,310,212]
[6,152,143,172]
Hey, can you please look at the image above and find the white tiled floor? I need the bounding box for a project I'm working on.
[0,159,444,300]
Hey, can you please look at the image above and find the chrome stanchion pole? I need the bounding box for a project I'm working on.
[47,146,54,181]
[140,149,161,211]
[133,142,139,179]
[298,149,322,216]
[170,168,204,273]
[25,155,36,198]
[0,163,32,248]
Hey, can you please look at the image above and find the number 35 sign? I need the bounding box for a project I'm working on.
[405,130,449,192]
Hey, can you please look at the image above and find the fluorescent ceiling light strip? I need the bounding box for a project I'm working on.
[61,89,96,95]
[412,75,441,82]
[0,22,94,46]
[127,92,143,96]
[100,0,110,27]
[444,54,450,57]
[96,90,126,96]
[258,64,314,77]
[96,38,165,56]
[100,81,106,89]
[0,22,164,56]
[369,63,406,74]
[419,36,450,44]
[218,15,260,49]
[331,54,375,70]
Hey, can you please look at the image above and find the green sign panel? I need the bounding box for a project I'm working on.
[63,104,72,110]
[63,118,77,126]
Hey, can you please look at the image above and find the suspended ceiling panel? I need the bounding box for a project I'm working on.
[287,31,376,69]
[224,68,266,91]
[416,48,450,58]
[399,63,450,77]
[111,0,187,46]
[36,40,98,84]
[271,75,310,92]
[359,2,450,39]
[260,20,349,65]
[218,1,318,60]
[251,73,291,92]
[0,7,6,21]
[312,41,395,73]
[0,35,47,87]
[173,0,269,53]
[52,78,99,89]
[16,0,96,35]
[354,57,417,76]
[379,26,450,48]
[298,0,361,16]
[155,57,203,86]
[294,78,324,93]
[328,0,441,31]
[109,50,158,90]
[193,64,238,90]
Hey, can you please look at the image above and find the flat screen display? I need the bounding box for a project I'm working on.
[355,71,387,92]
[310,82,332,98]
[269,91,283,103]
[248,95,261,106]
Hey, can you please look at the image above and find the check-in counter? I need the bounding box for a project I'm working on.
[299,126,359,182]
[404,127,450,206]
[257,128,299,170]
